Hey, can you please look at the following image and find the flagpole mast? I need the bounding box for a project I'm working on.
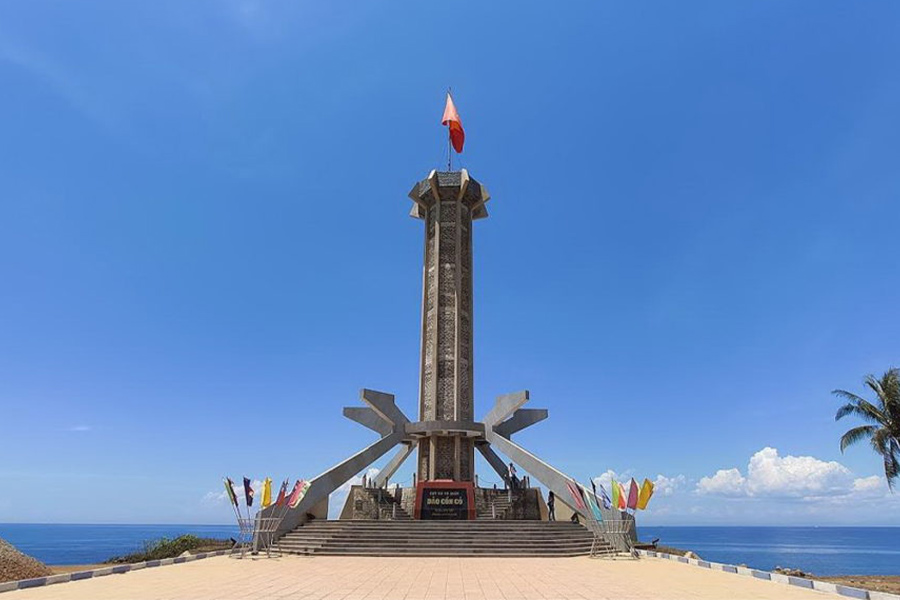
[447,87,452,171]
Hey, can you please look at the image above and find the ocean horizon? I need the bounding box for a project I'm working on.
[0,523,239,567]
[1,523,898,576]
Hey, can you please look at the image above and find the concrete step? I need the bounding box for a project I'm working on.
[282,531,592,540]
[290,528,578,535]
[282,549,594,557]
[286,520,588,531]
[283,533,592,540]
[289,528,572,535]
[292,519,587,531]
[281,538,595,547]
[280,543,597,553]
[279,519,597,557]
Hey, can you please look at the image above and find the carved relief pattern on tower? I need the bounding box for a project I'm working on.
[436,359,454,419]
[435,436,455,480]
[418,442,430,480]
[420,207,437,421]
[438,267,455,309]
[459,440,473,481]
[413,171,487,482]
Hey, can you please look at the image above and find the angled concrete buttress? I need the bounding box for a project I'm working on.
[481,390,635,550]
[263,388,412,538]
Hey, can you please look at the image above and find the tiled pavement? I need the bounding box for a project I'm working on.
[6,555,858,600]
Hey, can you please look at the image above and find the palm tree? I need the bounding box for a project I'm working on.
[834,368,900,491]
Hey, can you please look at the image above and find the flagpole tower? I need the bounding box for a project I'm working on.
[408,169,489,482]
[262,98,633,544]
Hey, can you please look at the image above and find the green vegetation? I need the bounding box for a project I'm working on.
[834,367,900,490]
[105,535,233,564]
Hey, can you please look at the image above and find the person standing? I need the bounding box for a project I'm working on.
[547,490,556,521]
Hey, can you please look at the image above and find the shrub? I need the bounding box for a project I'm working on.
[106,535,232,564]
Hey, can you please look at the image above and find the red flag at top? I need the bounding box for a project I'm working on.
[442,93,465,153]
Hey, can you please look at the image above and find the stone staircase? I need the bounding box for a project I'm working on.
[475,493,513,519]
[364,488,412,521]
[278,520,603,557]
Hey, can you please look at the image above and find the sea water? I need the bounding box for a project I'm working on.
[0,523,239,566]
[639,526,900,575]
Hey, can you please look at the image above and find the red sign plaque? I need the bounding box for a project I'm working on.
[414,480,476,520]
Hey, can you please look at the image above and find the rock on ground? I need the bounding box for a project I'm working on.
[0,537,53,583]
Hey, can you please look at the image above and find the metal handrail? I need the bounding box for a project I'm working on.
[232,516,284,559]
[586,517,637,559]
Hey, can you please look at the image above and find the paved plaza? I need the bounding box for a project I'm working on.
[10,556,851,600]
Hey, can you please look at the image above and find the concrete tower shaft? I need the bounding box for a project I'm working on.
[408,169,490,482]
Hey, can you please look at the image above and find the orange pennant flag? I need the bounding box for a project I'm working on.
[442,93,465,153]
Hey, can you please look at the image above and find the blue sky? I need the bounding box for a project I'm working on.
[1,1,898,526]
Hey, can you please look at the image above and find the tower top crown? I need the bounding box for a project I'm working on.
[407,169,491,220]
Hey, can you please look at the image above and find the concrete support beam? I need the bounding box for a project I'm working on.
[481,391,632,550]
[482,391,529,429]
[266,389,411,538]
[361,389,410,428]
[268,432,403,537]
[484,430,632,549]
[372,441,416,488]
[476,444,510,482]
[343,407,392,437]
[494,408,548,439]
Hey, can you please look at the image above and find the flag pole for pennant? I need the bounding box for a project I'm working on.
[225,478,241,524]
[441,88,465,171]
[275,480,293,522]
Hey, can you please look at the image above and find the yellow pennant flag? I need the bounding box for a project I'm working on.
[636,478,654,510]
[261,478,273,508]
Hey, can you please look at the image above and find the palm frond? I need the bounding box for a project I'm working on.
[882,368,900,399]
[865,374,887,409]
[883,450,899,491]
[840,425,876,452]
[881,369,900,423]
[835,401,887,425]
[871,428,889,454]
[889,438,900,492]
[868,429,899,491]
[832,388,868,406]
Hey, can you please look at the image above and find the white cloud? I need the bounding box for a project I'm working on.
[654,474,687,497]
[852,475,885,497]
[202,490,226,505]
[592,469,629,494]
[697,468,747,496]
[696,447,887,501]
[68,425,91,432]
[745,447,852,497]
